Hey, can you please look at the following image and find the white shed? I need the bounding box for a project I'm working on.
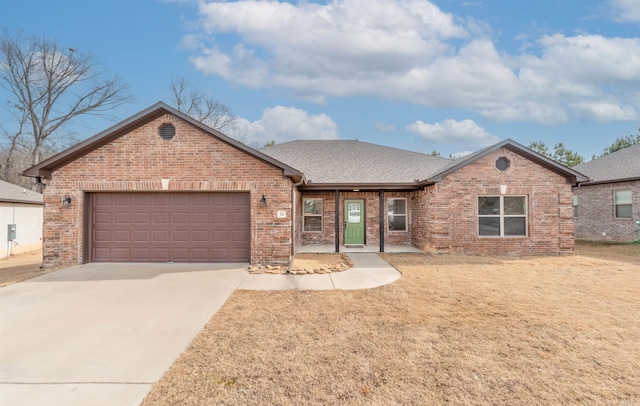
[0,180,43,257]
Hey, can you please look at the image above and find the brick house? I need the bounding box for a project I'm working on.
[23,102,588,269]
[573,144,640,242]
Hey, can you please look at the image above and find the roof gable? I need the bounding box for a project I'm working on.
[425,139,589,184]
[573,143,640,184]
[22,102,303,181]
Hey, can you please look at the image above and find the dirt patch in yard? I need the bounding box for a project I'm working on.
[291,253,352,274]
[143,243,640,405]
[0,249,46,287]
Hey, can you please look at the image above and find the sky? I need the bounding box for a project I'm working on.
[2,0,640,160]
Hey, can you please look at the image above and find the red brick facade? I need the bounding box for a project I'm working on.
[36,106,580,268]
[296,148,575,256]
[296,191,412,248]
[410,148,576,256]
[42,113,294,269]
[574,180,640,242]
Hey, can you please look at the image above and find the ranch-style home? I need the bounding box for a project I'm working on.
[22,102,588,269]
[573,143,640,242]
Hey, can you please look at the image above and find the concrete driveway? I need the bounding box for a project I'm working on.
[0,262,249,406]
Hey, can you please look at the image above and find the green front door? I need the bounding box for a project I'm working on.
[344,199,365,245]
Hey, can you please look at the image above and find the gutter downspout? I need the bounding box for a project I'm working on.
[288,177,305,273]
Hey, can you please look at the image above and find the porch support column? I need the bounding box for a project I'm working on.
[334,189,340,253]
[379,190,385,253]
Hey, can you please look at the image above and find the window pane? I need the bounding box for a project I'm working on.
[389,215,406,231]
[304,216,322,231]
[479,217,500,236]
[479,197,500,215]
[616,204,632,219]
[304,199,322,215]
[504,217,526,236]
[504,196,526,215]
[615,190,632,205]
[387,199,406,215]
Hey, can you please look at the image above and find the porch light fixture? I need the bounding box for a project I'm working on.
[62,195,72,208]
[260,194,267,208]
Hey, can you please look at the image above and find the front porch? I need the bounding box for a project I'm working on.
[297,244,423,253]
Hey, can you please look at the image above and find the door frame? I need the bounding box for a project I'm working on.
[343,199,365,245]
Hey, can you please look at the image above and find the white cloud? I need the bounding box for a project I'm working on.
[187,0,640,125]
[406,119,498,148]
[569,101,638,122]
[226,106,338,147]
[610,0,640,22]
[375,122,396,131]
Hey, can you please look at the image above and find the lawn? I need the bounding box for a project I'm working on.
[143,243,640,405]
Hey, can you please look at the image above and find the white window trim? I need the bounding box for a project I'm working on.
[573,195,578,218]
[303,198,323,232]
[613,190,633,219]
[478,195,528,237]
[387,198,408,232]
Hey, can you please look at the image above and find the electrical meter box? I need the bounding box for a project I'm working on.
[7,224,16,241]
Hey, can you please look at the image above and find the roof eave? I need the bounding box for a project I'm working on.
[299,182,425,191]
[578,176,640,186]
[0,198,44,205]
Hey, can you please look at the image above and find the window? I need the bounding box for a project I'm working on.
[303,199,323,231]
[478,196,527,237]
[614,190,632,218]
[387,198,407,231]
[573,195,578,217]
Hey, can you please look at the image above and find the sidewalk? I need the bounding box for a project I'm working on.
[237,253,400,290]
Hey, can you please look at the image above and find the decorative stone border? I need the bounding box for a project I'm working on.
[248,254,353,275]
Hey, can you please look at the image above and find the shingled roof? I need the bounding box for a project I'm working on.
[261,138,588,189]
[573,143,640,184]
[0,180,43,205]
[260,140,451,189]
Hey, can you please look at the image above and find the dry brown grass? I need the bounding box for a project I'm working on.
[0,249,46,287]
[143,243,640,405]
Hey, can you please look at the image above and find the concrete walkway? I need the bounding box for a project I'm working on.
[237,253,401,290]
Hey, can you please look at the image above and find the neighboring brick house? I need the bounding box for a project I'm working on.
[23,102,588,269]
[573,144,640,243]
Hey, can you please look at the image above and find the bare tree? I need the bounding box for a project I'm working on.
[170,76,236,132]
[0,31,132,188]
[0,104,28,184]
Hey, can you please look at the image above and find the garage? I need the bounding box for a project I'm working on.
[90,192,250,262]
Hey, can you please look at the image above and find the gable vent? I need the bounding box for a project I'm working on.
[496,157,510,171]
[159,123,176,140]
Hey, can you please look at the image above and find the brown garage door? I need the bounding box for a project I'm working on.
[90,193,250,262]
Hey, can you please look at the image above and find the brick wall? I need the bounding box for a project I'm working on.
[574,180,640,242]
[298,190,412,247]
[42,113,293,269]
[414,148,575,256]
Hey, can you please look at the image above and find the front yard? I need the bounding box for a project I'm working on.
[143,243,640,405]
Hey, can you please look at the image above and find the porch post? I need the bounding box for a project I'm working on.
[334,189,340,253]
[379,190,385,253]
